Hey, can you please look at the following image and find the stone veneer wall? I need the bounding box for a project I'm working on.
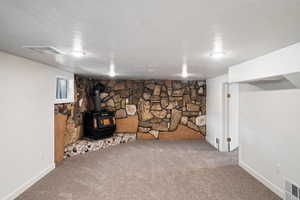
[54,103,82,146]
[74,76,206,140]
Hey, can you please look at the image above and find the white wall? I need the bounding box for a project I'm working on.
[239,85,300,198]
[206,74,228,151]
[0,51,74,200]
[227,41,300,198]
[229,42,300,83]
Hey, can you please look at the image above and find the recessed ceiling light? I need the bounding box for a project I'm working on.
[181,61,188,78]
[109,60,116,77]
[109,71,116,77]
[210,51,226,59]
[71,50,86,58]
[182,73,188,78]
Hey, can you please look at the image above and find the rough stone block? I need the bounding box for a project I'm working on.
[138,127,151,133]
[113,82,126,90]
[143,92,151,100]
[173,81,183,89]
[172,89,184,96]
[115,109,127,119]
[152,121,169,131]
[138,99,153,121]
[153,85,161,96]
[151,95,160,102]
[100,93,109,100]
[182,111,199,117]
[169,109,182,131]
[166,101,178,109]
[151,103,162,111]
[181,116,188,125]
[151,118,163,123]
[196,115,206,127]
[126,105,137,115]
[149,130,159,138]
[106,99,115,107]
[187,121,200,131]
[139,121,152,128]
[113,94,121,103]
[186,104,200,111]
[161,98,169,108]
[165,80,172,88]
[151,110,167,119]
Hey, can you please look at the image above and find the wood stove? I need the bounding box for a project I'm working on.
[84,83,116,139]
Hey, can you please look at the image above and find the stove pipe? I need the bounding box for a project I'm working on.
[92,83,105,112]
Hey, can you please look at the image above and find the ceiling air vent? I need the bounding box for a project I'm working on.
[23,46,63,55]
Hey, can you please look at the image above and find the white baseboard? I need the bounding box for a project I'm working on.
[206,138,217,149]
[206,137,228,152]
[3,164,55,200]
[239,161,284,199]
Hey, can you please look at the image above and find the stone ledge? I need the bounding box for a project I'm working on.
[64,133,136,159]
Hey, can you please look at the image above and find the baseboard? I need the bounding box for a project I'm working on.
[206,138,227,152]
[239,161,284,199]
[206,138,217,149]
[3,164,55,200]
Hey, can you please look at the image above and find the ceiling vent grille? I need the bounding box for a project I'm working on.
[23,46,63,55]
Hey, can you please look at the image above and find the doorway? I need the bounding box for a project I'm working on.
[222,83,239,152]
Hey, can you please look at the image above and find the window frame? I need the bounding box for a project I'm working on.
[55,75,74,104]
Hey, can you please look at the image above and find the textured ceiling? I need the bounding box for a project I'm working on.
[1,0,300,79]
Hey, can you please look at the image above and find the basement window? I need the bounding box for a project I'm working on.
[55,76,74,104]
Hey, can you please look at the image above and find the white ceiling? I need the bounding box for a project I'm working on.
[1,0,300,80]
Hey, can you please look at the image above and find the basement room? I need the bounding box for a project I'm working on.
[0,0,299,200]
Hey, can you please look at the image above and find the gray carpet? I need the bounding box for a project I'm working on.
[17,140,281,200]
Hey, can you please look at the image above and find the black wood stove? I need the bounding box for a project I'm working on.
[84,83,116,139]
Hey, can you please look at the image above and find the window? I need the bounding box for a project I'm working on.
[55,76,74,104]
[56,78,68,99]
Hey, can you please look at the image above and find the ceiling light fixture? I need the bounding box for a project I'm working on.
[210,51,226,59]
[181,57,188,78]
[71,50,86,58]
[71,33,86,58]
[182,63,188,78]
[210,36,227,59]
[109,59,116,77]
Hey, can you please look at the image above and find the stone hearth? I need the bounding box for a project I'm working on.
[64,134,136,158]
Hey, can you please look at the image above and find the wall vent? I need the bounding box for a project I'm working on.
[285,179,299,200]
[23,46,63,55]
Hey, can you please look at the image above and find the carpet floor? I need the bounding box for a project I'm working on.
[17,140,281,200]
